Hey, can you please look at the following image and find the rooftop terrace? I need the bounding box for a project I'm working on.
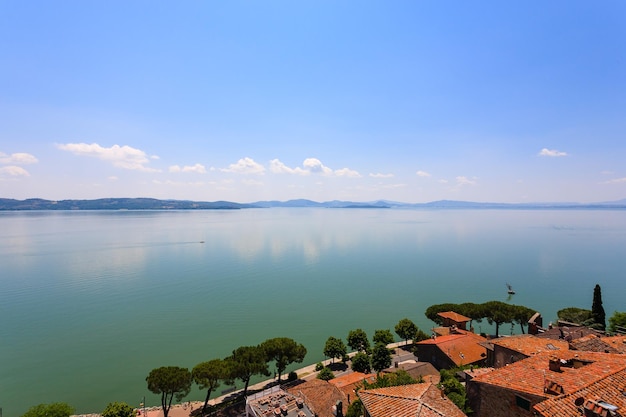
[246,386,315,417]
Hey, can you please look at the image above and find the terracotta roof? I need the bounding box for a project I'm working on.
[536,326,604,341]
[417,331,487,366]
[533,367,626,417]
[328,372,376,403]
[569,334,621,353]
[437,311,471,323]
[601,335,626,354]
[471,351,626,399]
[359,383,466,417]
[490,334,569,356]
[285,379,346,417]
[382,361,441,384]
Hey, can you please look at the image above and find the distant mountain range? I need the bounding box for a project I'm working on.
[1,197,626,210]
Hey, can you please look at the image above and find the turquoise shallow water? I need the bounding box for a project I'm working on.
[1,208,625,416]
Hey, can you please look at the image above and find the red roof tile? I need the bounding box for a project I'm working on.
[418,331,488,366]
[437,311,471,323]
[471,351,626,399]
[490,334,569,356]
[359,383,466,417]
[533,367,626,417]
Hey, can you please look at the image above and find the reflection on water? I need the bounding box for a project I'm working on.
[1,208,625,416]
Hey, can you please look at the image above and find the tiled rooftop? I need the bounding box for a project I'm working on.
[490,334,569,356]
[470,350,626,398]
[246,386,315,417]
[437,311,471,323]
[358,383,466,417]
[285,379,346,417]
[533,367,626,417]
[601,335,626,354]
[418,330,487,366]
[569,334,621,353]
[535,325,604,341]
[328,372,376,403]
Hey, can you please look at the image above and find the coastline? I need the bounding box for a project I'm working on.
[71,341,413,417]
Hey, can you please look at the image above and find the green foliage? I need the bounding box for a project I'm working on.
[608,311,626,334]
[373,329,394,346]
[287,371,298,382]
[371,343,392,373]
[394,318,418,344]
[192,358,229,413]
[424,304,459,325]
[558,307,593,324]
[261,337,307,381]
[228,345,270,396]
[317,366,335,381]
[347,328,370,353]
[324,336,347,363]
[439,367,472,414]
[315,362,324,371]
[362,369,418,389]
[426,301,537,337]
[345,399,363,417]
[591,284,606,330]
[146,366,192,417]
[351,352,372,373]
[21,403,74,417]
[102,402,135,417]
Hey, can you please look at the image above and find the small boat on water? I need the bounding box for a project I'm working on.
[507,283,516,295]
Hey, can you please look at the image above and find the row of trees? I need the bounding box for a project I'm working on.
[319,318,430,378]
[425,300,536,337]
[146,337,307,417]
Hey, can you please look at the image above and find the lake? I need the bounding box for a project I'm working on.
[1,208,625,416]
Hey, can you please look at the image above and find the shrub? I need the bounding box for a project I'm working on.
[287,371,298,382]
[317,367,335,381]
[315,362,324,371]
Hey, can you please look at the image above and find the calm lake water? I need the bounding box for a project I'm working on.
[1,208,625,416]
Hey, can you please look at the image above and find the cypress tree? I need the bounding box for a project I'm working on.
[591,284,606,331]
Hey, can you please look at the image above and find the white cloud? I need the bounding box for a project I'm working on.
[56,142,160,172]
[169,163,207,174]
[271,158,359,177]
[303,158,333,175]
[108,176,119,181]
[221,157,265,175]
[334,168,361,178]
[369,173,394,178]
[438,179,449,184]
[0,152,38,165]
[456,176,477,186]
[269,159,309,175]
[416,170,431,177]
[538,148,568,157]
[603,177,626,184]
[0,166,30,177]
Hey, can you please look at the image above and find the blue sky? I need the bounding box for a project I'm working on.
[1,1,625,203]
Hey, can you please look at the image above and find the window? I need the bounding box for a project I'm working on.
[515,395,530,411]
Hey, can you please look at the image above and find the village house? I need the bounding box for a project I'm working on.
[436,311,472,332]
[381,360,441,385]
[482,334,569,368]
[416,329,487,370]
[284,379,347,417]
[466,350,626,417]
[358,383,467,417]
[328,371,376,405]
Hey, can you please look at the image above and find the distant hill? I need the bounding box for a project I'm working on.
[1,197,625,211]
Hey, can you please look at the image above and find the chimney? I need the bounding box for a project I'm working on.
[548,357,561,372]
